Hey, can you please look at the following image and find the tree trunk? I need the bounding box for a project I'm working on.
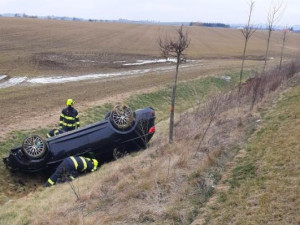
[279,31,287,70]
[263,31,271,72]
[239,38,249,93]
[169,56,180,144]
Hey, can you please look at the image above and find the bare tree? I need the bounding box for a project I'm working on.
[159,25,190,144]
[279,27,288,70]
[263,2,283,72]
[239,0,256,93]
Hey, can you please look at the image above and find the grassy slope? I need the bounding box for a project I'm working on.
[0,68,299,224]
[194,84,300,225]
[0,70,236,224]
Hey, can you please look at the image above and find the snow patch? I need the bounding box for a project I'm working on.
[0,77,27,88]
[28,73,121,84]
[221,75,231,82]
[0,75,7,81]
[0,60,202,89]
[27,66,181,84]
[78,60,95,63]
[123,58,177,66]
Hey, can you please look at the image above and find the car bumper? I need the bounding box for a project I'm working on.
[3,147,46,172]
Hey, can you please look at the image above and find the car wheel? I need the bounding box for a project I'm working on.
[22,135,47,159]
[113,147,127,160]
[110,104,135,130]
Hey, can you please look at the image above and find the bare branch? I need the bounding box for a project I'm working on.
[159,26,190,61]
[241,0,257,40]
[263,1,284,71]
[239,0,256,94]
[267,1,283,31]
[279,27,289,70]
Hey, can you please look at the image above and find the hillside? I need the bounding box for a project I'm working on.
[192,74,300,225]
[0,62,299,224]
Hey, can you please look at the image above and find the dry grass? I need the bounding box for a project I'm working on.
[192,75,300,225]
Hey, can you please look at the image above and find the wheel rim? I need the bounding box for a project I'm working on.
[111,105,134,129]
[23,135,45,158]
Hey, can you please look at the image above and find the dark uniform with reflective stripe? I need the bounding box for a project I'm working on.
[45,156,98,187]
[46,128,65,138]
[59,106,80,132]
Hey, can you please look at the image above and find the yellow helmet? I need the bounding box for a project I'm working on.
[66,99,75,106]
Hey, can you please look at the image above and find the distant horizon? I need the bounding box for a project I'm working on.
[1,12,300,30]
[1,0,300,26]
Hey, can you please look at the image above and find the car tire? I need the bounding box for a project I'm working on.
[22,135,47,159]
[113,147,127,160]
[110,103,135,131]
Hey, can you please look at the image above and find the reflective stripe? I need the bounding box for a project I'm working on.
[79,157,87,171]
[61,122,77,127]
[60,112,78,129]
[63,115,76,121]
[70,156,78,170]
[48,178,54,185]
[69,176,75,180]
[47,133,51,138]
[92,159,98,172]
[61,113,76,120]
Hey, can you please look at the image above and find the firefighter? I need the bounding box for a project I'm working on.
[46,128,64,138]
[45,156,98,187]
[59,99,80,132]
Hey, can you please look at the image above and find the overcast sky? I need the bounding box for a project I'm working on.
[0,0,299,25]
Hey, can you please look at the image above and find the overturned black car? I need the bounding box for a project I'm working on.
[3,104,155,173]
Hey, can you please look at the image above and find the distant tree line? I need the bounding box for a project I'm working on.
[190,22,230,28]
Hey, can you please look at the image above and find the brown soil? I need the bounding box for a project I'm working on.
[0,59,255,139]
